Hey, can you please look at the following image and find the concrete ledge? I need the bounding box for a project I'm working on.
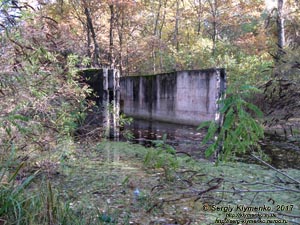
[120,68,226,125]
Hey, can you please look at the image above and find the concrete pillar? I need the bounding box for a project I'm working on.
[107,69,120,140]
[102,68,110,138]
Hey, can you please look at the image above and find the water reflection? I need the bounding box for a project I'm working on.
[121,119,300,169]
[122,119,208,159]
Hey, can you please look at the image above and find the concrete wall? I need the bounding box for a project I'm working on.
[80,68,120,138]
[120,69,226,126]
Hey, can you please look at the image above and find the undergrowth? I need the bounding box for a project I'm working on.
[0,152,91,225]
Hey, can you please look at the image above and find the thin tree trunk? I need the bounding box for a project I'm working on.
[152,0,163,73]
[277,0,285,57]
[196,0,203,35]
[118,25,123,76]
[126,45,129,76]
[57,0,64,14]
[119,37,123,75]
[174,0,180,52]
[208,0,217,56]
[84,4,100,66]
[86,22,92,60]
[153,0,162,36]
[158,0,167,71]
[212,17,217,56]
[116,4,125,76]
[109,4,115,68]
[152,49,156,73]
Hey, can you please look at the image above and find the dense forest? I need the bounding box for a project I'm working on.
[0,0,300,224]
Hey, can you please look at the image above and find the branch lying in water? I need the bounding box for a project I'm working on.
[251,153,300,185]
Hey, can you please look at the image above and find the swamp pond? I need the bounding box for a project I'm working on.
[122,118,300,170]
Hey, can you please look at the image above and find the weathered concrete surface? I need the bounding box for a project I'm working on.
[79,68,120,138]
[120,69,226,126]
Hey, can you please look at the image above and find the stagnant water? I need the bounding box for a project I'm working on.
[122,119,300,170]
[122,118,207,158]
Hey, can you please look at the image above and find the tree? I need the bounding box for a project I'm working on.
[8,0,279,79]
[277,0,285,57]
[0,4,90,153]
[206,0,218,55]
[83,0,101,66]
[109,3,115,68]
[193,0,206,35]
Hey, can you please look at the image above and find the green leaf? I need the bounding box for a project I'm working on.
[219,96,234,113]
[197,121,212,130]
[205,143,218,158]
[8,162,24,183]
[12,170,38,196]
[9,114,29,122]
[223,108,234,130]
[245,102,264,117]
[240,85,261,93]
[202,122,218,145]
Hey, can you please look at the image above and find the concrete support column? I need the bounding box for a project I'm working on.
[108,69,120,139]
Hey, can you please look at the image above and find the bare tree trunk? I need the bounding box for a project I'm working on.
[86,22,92,60]
[58,0,64,14]
[277,0,285,57]
[109,4,115,68]
[173,0,180,52]
[153,0,162,36]
[118,35,123,75]
[196,0,204,35]
[158,0,167,71]
[117,18,123,76]
[116,4,125,76]
[84,3,100,66]
[208,0,218,56]
[152,0,163,73]
[126,45,129,76]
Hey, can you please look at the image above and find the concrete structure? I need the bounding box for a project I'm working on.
[80,68,120,138]
[81,68,226,137]
[120,69,226,126]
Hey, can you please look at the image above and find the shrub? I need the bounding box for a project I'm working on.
[199,85,264,161]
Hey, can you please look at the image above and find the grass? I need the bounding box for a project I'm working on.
[0,155,84,225]
[1,140,300,224]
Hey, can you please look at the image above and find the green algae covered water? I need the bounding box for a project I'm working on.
[122,119,300,169]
